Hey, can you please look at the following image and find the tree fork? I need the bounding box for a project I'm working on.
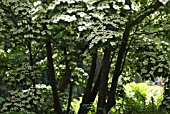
[78,69,102,114]
[78,51,97,114]
[78,46,115,114]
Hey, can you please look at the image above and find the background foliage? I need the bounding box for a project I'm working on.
[0,0,170,114]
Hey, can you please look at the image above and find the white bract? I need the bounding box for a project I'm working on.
[0,49,4,54]
[78,26,87,31]
[60,15,77,22]
[131,2,139,11]
[48,4,56,10]
[159,0,169,5]
[113,4,120,10]
[33,1,41,7]
[123,5,130,10]
[117,0,125,4]
[77,12,86,17]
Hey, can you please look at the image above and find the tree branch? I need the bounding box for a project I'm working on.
[105,0,163,112]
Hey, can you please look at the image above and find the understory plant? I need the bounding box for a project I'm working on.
[69,82,165,114]
[110,82,165,114]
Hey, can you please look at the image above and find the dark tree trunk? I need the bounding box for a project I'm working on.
[66,82,73,114]
[78,70,102,114]
[105,25,130,112]
[105,1,163,112]
[28,42,36,88]
[78,52,97,114]
[78,46,114,114]
[46,40,63,114]
[28,41,38,113]
[97,46,111,114]
[43,1,63,113]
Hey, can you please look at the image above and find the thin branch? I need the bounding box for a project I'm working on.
[32,44,45,60]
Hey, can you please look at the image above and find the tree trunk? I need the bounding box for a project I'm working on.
[78,52,97,114]
[46,40,63,114]
[28,41,36,89]
[78,70,102,114]
[105,25,130,112]
[28,41,38,113]
[66,82,73,114]
[97,46,111,114]
[105,1,163,112]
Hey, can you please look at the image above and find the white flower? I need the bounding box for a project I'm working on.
[118,0,125,4]
[48,4,56,10]
[131,2,139,11]
[53,54,58,58]
[113,4,120,10]
[0,49,4,54]
[159,0,169,5]
[77,12,86,17]
[67,9,74,13]
[83,0,88,2]
[124,5,130,10]
[67,0,75,4]
[60,15,77,22]
[78,26,87,31]
[22,89,29,93]
[7,49,11,53]
[83,73,88,76]
[33,1,41,7]
[54,0,61,4]
[52,16,60,23]
[32,15,38,20]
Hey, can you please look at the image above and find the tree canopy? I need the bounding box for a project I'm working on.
[0,0,170,114]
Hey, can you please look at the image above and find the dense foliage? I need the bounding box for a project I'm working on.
[0,0,170,114]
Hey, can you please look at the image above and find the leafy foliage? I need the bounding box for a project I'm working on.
[0,0,170,113]
[111,82,165,114]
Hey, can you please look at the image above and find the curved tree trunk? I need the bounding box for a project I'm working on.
[105,1,163,113]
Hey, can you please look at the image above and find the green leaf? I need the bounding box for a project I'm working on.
[0,97,5,104]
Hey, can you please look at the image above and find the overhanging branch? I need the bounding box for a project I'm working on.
[105,0,163,112]
[128,1,163,28]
